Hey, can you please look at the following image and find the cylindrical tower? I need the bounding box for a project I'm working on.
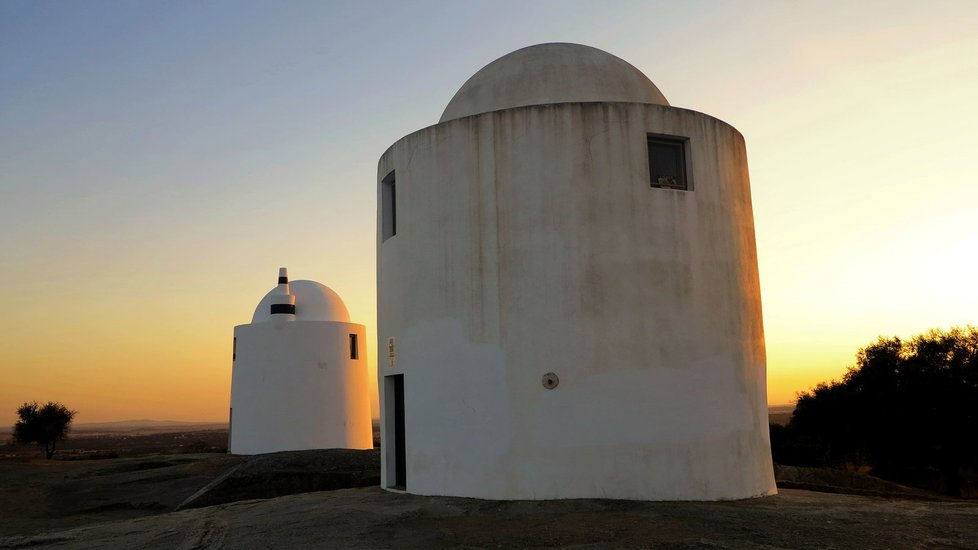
[230,268,372,454]
[376,43,775,500]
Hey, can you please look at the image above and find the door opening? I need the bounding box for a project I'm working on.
[384,374,406,489]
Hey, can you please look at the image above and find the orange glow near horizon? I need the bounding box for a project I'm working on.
[0,256,381,426]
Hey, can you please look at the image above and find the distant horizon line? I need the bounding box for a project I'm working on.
[30,403,800,427]
[2,405,799,434]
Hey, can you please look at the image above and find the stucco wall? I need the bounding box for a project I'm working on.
[230,320,372,454]
[376,102,775,500]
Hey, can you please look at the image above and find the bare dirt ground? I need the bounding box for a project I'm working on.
[0,454,243,537]
[2,424,977,548]
[2,486,977,549]
[0,426,233,538]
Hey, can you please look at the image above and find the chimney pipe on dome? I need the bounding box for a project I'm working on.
[269,267,296,319]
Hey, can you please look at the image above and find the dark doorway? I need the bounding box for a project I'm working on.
[385,374,406,489]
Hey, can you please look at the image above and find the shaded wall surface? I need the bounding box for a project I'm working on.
[377,101,775,500]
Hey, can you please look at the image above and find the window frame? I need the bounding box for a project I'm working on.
[647,134,692,191]
[381,170,397,241]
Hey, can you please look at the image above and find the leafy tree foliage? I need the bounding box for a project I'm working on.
[771,327,978,496]
[13,401,76,459]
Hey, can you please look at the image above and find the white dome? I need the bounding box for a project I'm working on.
[251,280,351,323]
[439,43,669,123]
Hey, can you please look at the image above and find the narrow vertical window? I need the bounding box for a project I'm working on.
[382,170,397,240]
[232,337,236,361]
[350,333,359,360]
[648,135,690,191]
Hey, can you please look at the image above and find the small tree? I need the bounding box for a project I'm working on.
[13,401,76,459]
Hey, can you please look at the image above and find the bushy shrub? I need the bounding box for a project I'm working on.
[773,327,978,496]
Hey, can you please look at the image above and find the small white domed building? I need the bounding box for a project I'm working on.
[376,43,775,500]
[229,268,372,454]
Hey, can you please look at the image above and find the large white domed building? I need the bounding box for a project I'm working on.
[375,43,775,500]
[229,268,372,454]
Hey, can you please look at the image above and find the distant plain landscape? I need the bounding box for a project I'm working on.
[0,421,228,460]
[1,408,797,461]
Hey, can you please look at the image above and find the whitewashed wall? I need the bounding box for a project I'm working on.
[376,101,775,500]
[230,320,372,454]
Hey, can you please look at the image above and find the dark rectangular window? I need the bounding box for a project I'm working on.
[232,337,236,361]
[382,170,397,241]
[350,334,359,360]
[648,136,689,191]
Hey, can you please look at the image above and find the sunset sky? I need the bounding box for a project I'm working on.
[1,1,976,425]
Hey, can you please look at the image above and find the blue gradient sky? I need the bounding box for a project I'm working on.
[2,1,976,423]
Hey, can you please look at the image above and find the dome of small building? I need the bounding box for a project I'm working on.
[251,280,351,323]
[439,43,669,123]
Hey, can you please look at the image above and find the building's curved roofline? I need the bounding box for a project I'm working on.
[439,43,669,123]
[251,279,351,323]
